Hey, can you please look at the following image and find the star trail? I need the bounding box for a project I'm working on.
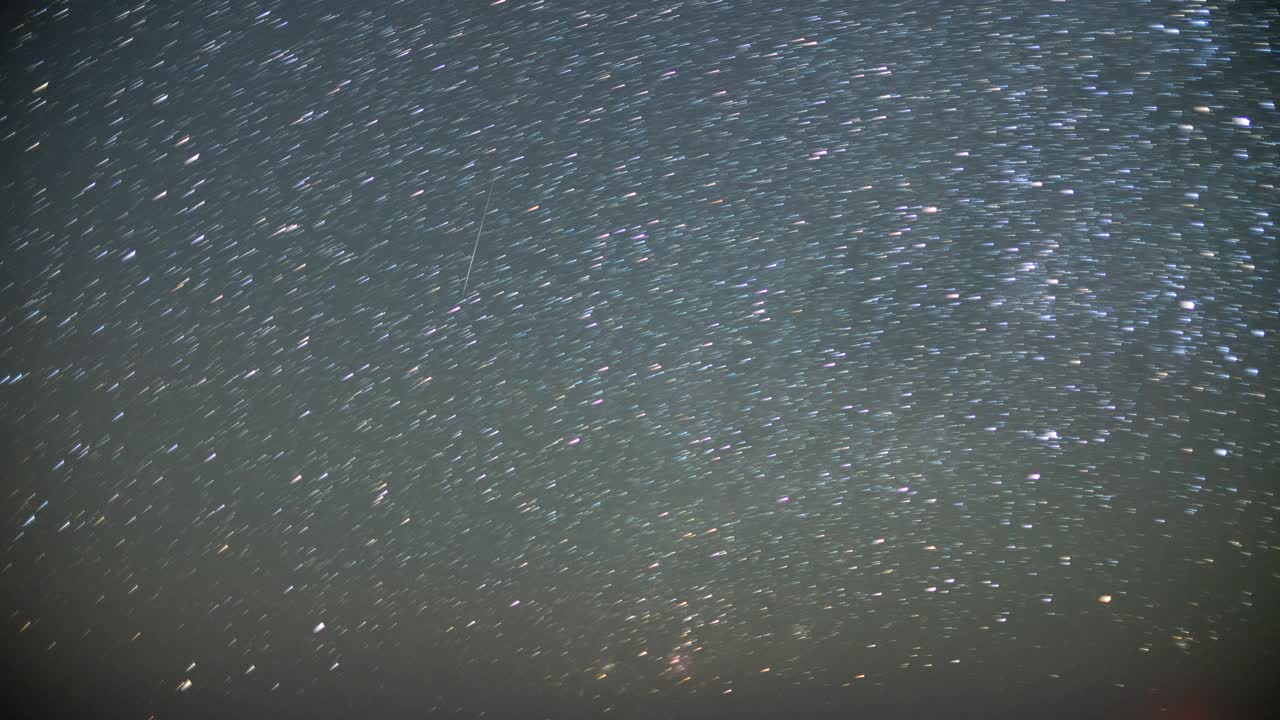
[2,1,1278,718]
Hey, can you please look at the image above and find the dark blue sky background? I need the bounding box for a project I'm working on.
[2,1,1278,718]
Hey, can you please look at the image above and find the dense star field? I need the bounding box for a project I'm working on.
[2,0,1278,718]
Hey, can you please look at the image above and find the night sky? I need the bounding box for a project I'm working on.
[2,1,1278,718]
